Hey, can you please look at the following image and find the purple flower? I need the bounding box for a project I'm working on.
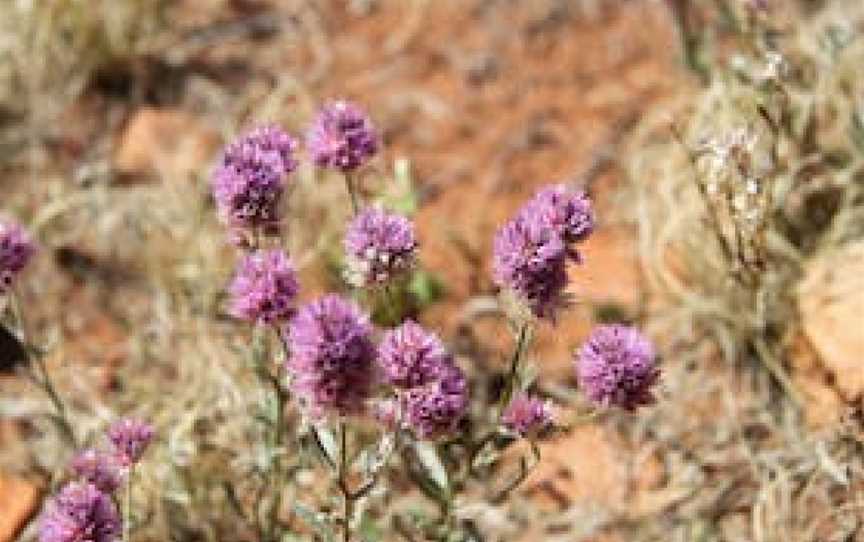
[403,362,469,439]
[0,220,35,293]
[107,418,154,466]
[286,295,376,417]
[502,393,553,437]
[492,215,569,319]
[212,125,298,231]
[492,184,594,320]
[38,482,120,542]
[378,321,451,389]
[522,184,594,247]
[344,208,417,287]
[71,450,123,493]
[307,100,378,172]
[228,249,299,325]
[575,324,659,411]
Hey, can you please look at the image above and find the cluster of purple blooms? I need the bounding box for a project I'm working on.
[286,295,377,417]
[492,184,594,320]
[211,101,378,242]
[378,321,468,438]
[39,419,154,542]
[502,393,553,437]
[343,208,418,288]
[212,125,299,235]
[306,100,379,172]
[228,249,299,325]
[211,102,657,442]
[0,219,36,294]
[575,324,658,410]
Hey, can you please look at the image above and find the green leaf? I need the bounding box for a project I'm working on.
[414,441,449,493]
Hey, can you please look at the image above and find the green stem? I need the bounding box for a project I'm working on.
[344,172,360,216]
[499,322,530,416]
[124,466,134,542]
[339,422,352,542]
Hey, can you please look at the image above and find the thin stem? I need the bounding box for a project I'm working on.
[492,440,540,504]
[499,322,530,417]
[10,291,77,447]
[339,421,352,542]
[124,466,134,542]
[344,172,360,215]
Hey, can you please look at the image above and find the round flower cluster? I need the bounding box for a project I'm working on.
[107,418,155,466]
[377,321,469,438]
[38,482,120,542]
[71,450,123,493]
[212,125,298,232]
[0,220,35,294]
[501,393,553,437]
[286,295,377,417]
[228,249,299,325]
[343,208,418,288]
[574,324,658,411]
[403,362,468,439]
[307,100,378,172]
[377,320,451,388]
[493,184,594,320]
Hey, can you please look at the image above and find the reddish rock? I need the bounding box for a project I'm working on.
[114,108,220,182]
[0,474,40,542]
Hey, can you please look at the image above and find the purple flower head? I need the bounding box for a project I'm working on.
[575,324,659,411]
[286,295,376,417]
[502,393,553,437]
[378,321,452,389]
[38,482,120,542]
[522,184,594,247]
[307,100,378,172]
[0,220,35,293]
[212,125,298,231]
[107,418,154,466]
[492,215,569,320]
[71,450,123,493]
[228,249,299,325]
[344,208,417,288]
[404,362,469,439]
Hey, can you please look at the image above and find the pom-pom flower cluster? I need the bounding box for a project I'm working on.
[575,324,658,411]
[493,184,594,320]
[502,393,553,437]
[212,125,298,232]
[40,418,153,542]
[0,220,35,294]
[38,482,121,542]
[307,100,379,172]
[378,321,468,438]
[228,249,299,325]
[286,295,377,417]
[344,208,418,288]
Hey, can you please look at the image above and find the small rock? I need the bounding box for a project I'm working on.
[113,108,220,182]
[0,474,39,542]
[797,241,864,402]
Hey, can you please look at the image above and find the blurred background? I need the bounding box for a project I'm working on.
[1,1,863,540]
